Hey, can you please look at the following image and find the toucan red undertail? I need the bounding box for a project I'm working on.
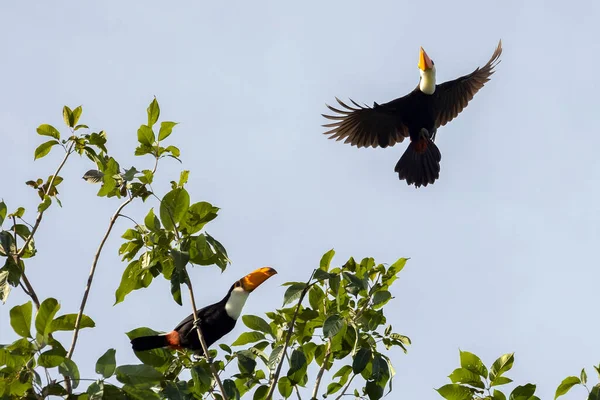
[130,267,277,354]
[322,40,502,188]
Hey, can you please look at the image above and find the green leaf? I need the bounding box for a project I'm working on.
[180,201,219,234]
[436,384,474,400]
[38,195,51,212]
[178,170,189,187]
[35,297,60,340]
[327,382,343,395]
[96,348,116,378]
[353,347,372,374]
[122,166,138,182]
[242,315,273,337]
[38,347,66,368]
[277,376,293,399]
[491,376,513,387]
[159,188,190,231]
[147,98,160,127]
[123,386,161,399]
[509,384,536,400]
[50,313,95,332]
[581,369,587,385]
[372,290,392,307]
[71,106,82,126]
[144,208,161,232]
[448,368,485,389]
[493,390,507,400]
[223,379,240,400]
[10,301,32,337]
[37,124,60,140]
[282,282,306,306]
[137,125,154,147]
[313,269,331,281]
[320,249,335,271]
[268,345,284,371]
[289,348,307,374]
[365,380,384,400]
[323,314,344,338]
[116,364,163,385]
[237,350,257,375]
[63,106,73,127]
[165,145,180,157]
[114,260,149,305]
[389,257,408,273]
[232,331,265,346]
[490,353,515,381]
[59,358,80,389]
[170,250,189,305]
[34,140,59,160]
[253,385,269,400]
[554,376,581,399]
[0,270,11,303]
[159,121,178,141]
[589,386,600,400]
[459,350,488,379]
[0,200,6,226]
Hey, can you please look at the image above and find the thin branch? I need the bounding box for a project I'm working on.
[266,270,315,400]
[334,373,357,400]
[311,341,332,400]
[16,142,74,259]
[66,196,133,359]
[185,279,228,400]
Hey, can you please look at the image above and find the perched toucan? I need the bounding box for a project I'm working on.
[322,40,502,188]
[130,267,277,353]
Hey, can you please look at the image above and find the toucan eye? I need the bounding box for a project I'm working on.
[234,281,241,288]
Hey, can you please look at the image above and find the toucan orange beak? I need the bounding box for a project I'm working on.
[241,267,277,292]
[418,47,433,71]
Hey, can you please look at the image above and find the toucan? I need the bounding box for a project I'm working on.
[322,40,502,188]
[130,267,277,353]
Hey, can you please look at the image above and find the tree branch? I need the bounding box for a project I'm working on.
[311,341,331,400]
[66,196,133,359]
[334,373,356,400]
[266,270,315,400]
[16,142,74,259]
[185,279,228,400]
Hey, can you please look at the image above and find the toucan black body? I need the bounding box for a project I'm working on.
[130,267,277,354]
[323,40,502,188]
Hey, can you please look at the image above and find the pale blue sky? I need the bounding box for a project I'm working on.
[1,1,599,399]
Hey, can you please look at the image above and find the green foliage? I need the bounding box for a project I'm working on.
[3,98,597,400]
[438,352,600,400]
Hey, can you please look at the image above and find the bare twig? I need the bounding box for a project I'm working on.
[11,139,74,394]
[19,272,41,309]
[185,279,228,400]
[311,341,332,400]
[334,373,357,400]
[16,141,74,260]
[266,270,315,400]
[66,196,133,359]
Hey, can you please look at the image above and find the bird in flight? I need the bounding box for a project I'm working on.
[322,40,502,188]
[130,267,277,354]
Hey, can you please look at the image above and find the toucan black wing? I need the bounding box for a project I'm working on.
[434,40,502,128]
[322,97,409,148]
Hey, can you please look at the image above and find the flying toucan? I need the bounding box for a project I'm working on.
[130,267,277,353]
[322,40,502,188]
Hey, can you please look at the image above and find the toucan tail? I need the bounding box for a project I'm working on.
[395,136,441,188]
[131,331,180,351]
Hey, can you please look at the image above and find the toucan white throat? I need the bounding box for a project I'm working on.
[225,287,250,320]
[419,66,436,95]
